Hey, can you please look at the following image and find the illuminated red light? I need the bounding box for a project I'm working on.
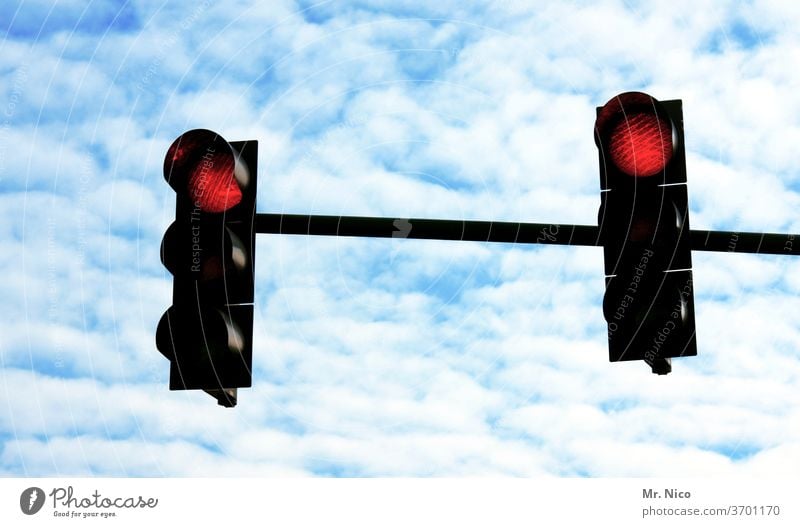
[187,149,241,213]
[595,92,675,178]
[609,112,673,177]
[164,129,243,213]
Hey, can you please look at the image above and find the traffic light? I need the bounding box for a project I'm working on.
[156,129,257,406]
[595,92,696,374]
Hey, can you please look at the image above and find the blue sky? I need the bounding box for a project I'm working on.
[1,0,799,476]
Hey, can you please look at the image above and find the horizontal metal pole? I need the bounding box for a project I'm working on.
[255,214,800,256]
[691,229,799,255]
[255,214,600,246]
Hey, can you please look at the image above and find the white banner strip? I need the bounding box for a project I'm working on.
[2,478,797,526]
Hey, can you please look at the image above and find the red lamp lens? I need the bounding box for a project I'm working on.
[165,129,243,213]
[186,149,241,213]
[609,112,673,178]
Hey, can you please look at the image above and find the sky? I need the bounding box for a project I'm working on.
[1,0,799,477]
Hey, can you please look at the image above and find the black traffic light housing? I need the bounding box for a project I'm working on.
[595,92,697,374]
[156,129,257,406]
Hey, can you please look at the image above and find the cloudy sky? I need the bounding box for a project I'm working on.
[1,0,799,477]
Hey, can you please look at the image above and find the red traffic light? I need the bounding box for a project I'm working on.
[595,92,676,178]
[164,129,251,213]
[159,130,258,405]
